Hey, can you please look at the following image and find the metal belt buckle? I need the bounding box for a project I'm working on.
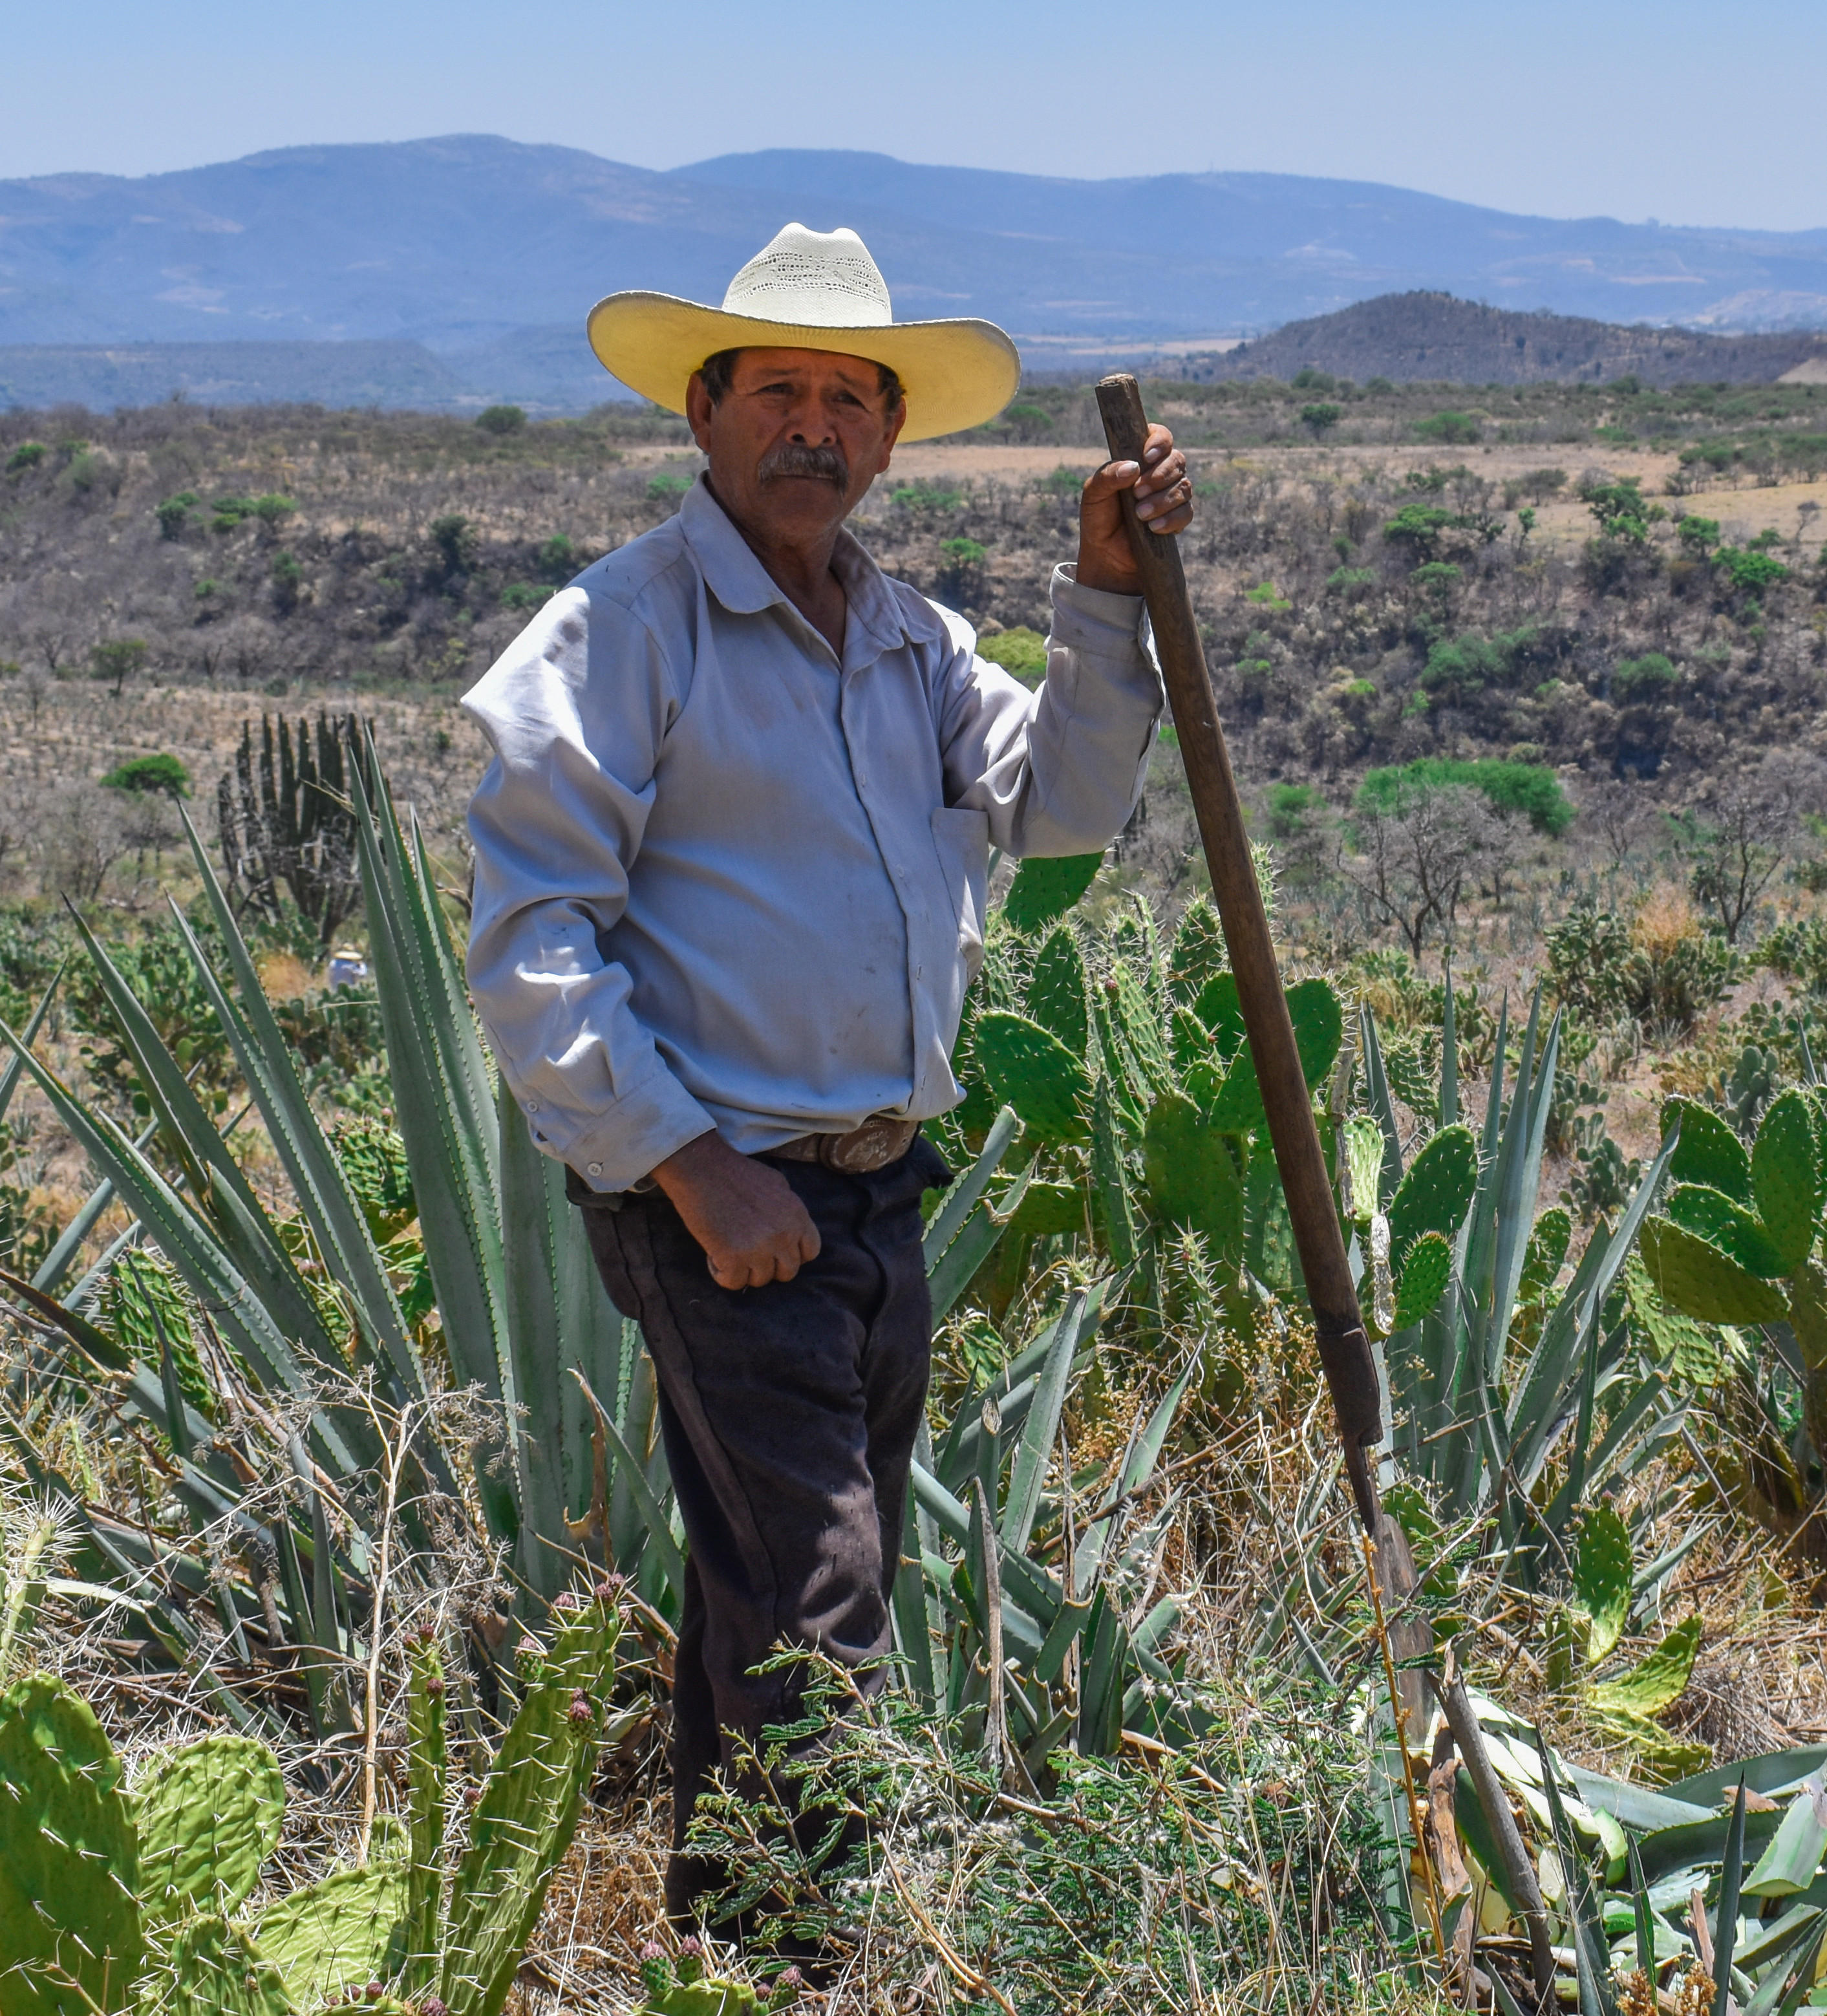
[819,1116,914,1174]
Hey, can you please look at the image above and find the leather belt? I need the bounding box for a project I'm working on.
[764,1114,919,1175]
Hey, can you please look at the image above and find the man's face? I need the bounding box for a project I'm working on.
[685,347,904,548]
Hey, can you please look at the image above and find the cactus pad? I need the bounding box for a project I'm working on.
[1166,897,1228,1006]
[136,1733,284,1925]
[1023,924,1090,1057]
[1142,1093,1245,1257]
[1392,1231,1452,1330]
[1665,1184,1790,1279]
[1204,1047,1265,1135]
[0,1674,142,2016]
[1005,1181,1084,1239]
[162,1913,294,2016]
[1640,1217,1788,1327]
[1521,1208,1572,1296]
[1190,972,1246,1061]
[1588,1614,1702,1718]
[253,1861,407,2011]
[403,1639,449,1995]
[1572,1504,1632,1664]
[438,1593,621,2016]
[973,1011,1091,1144]
[1341,1117,1386,1221]
[1386,1125,1478,1260]
[1002,852,1102,934]
[1662,1097,1752,1203]
[1286,978,1343,1089]
[1753,1089,1824,1271]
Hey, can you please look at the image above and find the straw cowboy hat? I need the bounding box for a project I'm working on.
[586,223,1021,443]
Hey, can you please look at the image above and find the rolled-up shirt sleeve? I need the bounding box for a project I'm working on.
[937,564,1161,855]
[463,587,714,1191]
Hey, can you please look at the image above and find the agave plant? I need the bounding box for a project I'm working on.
[904,1136,1204,1764]
[1360,983,1686,1552]
[0,747,671,1742]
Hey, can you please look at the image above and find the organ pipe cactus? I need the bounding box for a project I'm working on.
[0,1581,623,2016]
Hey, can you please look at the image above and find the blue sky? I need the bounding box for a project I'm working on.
[9,0,1824,233]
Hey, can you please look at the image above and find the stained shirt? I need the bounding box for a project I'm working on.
[462,475,1160,1192]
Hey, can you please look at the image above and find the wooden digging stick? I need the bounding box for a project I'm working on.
[1096,374,1555,2003]
[1095,373,1385,1536]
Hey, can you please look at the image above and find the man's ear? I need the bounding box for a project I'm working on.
[685,370,716,451]
[875,396,907,475]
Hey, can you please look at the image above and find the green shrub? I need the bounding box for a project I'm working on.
[100,753,191,799]
[1266,781,1326,837]
[1613,650,1678,701]
[645,472,692,502]
[1676,513,1720,554]
[537,531,579,581]
[89,638,149,696]
[978,625,1047,686]
[155,491,198,539]
[1414,410,1480,444]
[1715,545,1790,593]
[1325,565,1376,596]
[891,479,963,512]
[475,403,528,434]
[5,441,47,474]
[500,582,555,612]
[1299,401,1341,433]
[1380,502,1454,553]
[1358,756,1574,835]
[271,548,304,612]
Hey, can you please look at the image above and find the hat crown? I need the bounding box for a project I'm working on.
[718,223,893,330]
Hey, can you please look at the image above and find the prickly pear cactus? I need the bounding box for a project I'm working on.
[1002,852,1101,934]
[972,1011,1091,1144]
[102,1247,213,1421]
[1752,1088,1824,1269]
[161,1913,294,2016]
[136,1734,285,1927]
[634,1938,803,2014]
[1645,1086,1827,1455]
[436,1585,621,2016]
[251,1861,407,2012]
[0,1673,143,2016]
[1638,1217,1787,1325]
[1023,923,1090,1057]
[1164,896,1227,1007]
[401,1633,448,1995]
[1391,1230,1451,1331]
[1385,1125,1477,1261]
[1142,1093,1243,1258]
[1662,1096,1751,1199]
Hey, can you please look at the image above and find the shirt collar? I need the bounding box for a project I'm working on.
[678,474,943,664]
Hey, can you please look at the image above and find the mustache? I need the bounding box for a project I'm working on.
[757,441,849,487]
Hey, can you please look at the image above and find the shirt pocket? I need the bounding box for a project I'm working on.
[929,805,990,987]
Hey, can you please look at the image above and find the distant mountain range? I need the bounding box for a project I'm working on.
[3,136,1826,411]
[1191,293,1827,389]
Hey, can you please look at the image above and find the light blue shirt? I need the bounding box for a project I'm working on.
[463,475,1160,1191]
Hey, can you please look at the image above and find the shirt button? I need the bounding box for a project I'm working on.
[525,1099,540,1113]
[586,1161,603,1178]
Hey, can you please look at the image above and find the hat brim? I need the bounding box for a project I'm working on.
[586,292,1021,444]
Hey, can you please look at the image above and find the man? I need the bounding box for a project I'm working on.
[462,222,1193,1924]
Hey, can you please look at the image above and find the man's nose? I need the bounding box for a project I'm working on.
[785,392,838,444]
